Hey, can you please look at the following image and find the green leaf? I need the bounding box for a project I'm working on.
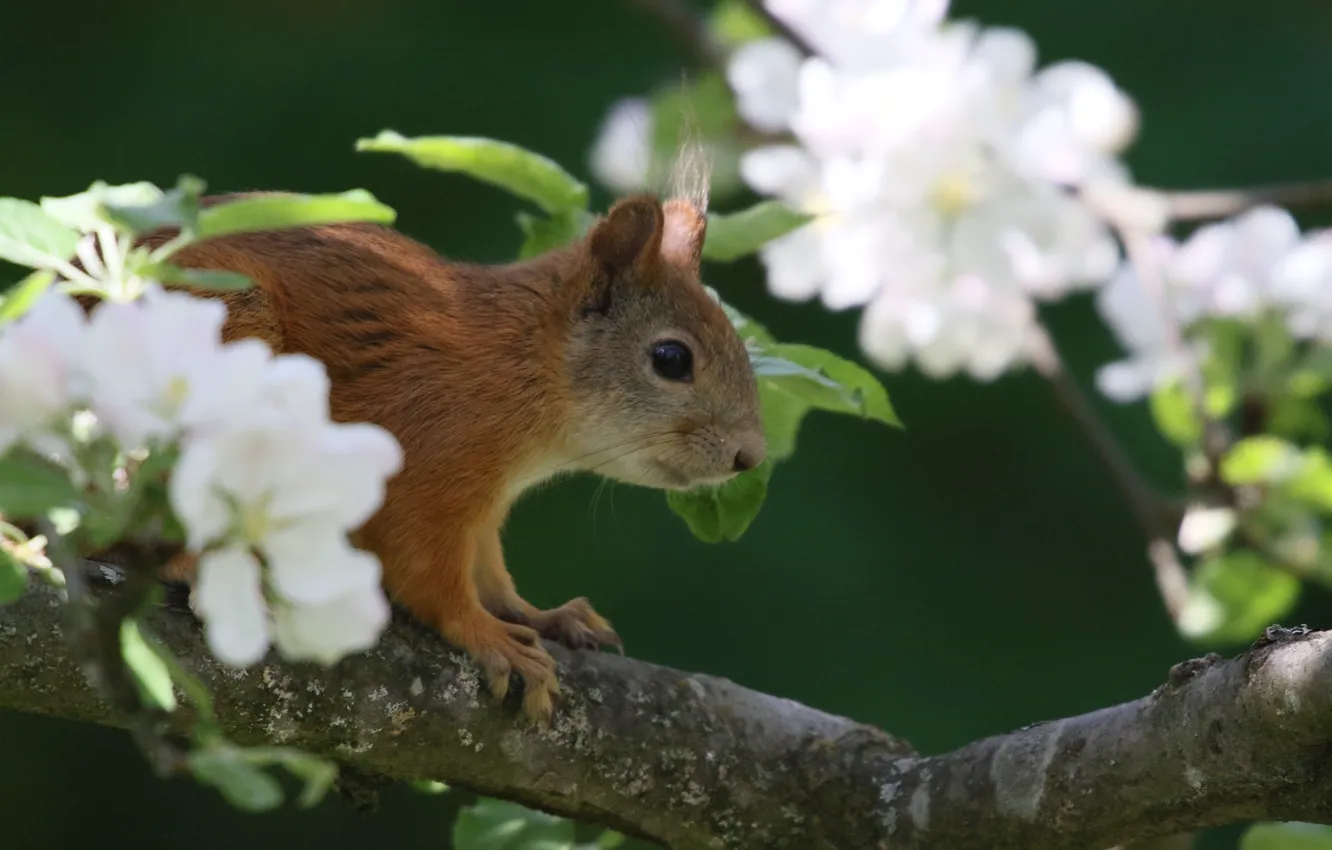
[1287,346,1332,398]
[0,270,56,324]
[0,199,80,270]
[594,832,627,849]
[1219,436,1303,485]
[358,131,588,215]
[120,619,177,713]
[41,181,166,232]
[1287,447,1332,512]
[753,342,902,460]
[706,287,776,346]
[0,546,27,604]
[1148,379,1234,446]
[452,798,575,850]
[1178,551,1301,646]
[99,175,206,236]
[145,263,254,292]
[1267,394,1331,441]
[197,190,396,239]
[0,449,79,519]
[1241,822,1332,850]
[702,200,812,263]
[269,749,337,808]
[409,779,450,794]
[515,208,594,260]
[707,0,776,48]
[189,747,284,812]
[667,458,774,543]
[143,625,217,730]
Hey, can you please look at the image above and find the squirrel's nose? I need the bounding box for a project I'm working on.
[732,442,765,473]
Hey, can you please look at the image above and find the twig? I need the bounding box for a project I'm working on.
[1165,177,1332,221]
[1027,327,1190,619]
[1027,328,1180,537]
[37,524,184,776]
[739,0,817,57]
[4,565,1332,849]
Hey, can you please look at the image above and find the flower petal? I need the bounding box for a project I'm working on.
[195,546,270,666]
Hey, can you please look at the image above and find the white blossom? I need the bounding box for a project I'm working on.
[0,278,403,668]
[721,3,1136,380]
[1177,504,1238,555]
[81,284,229,449]
[588,98,653,194]
[0,290,88,455]
[195,545,270,666]
[727,38,805,133]
[1093,206,1308,401]
[272,586,390,665]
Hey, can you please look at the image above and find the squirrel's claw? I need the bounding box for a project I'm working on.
[530,597,624,655]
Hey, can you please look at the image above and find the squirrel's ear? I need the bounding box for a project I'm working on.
[661,198,706,274]
[588,195,665,281]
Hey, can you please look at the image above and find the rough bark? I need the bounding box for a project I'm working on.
[1,567,1330,849]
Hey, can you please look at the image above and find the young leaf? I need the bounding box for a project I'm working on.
[98,175,207,236]
[145,263,254,292]
[752,342,902,460]
[41,181,166,233]
[0,449,79,519]
[452,797,575,850]
[1177,551,1301,646]
[707,0,776,48]
[140,624,218,730]
[0,546,27,604]
[1241,822,1332,850]
[702,200,812,263]
[710,289,774,345]
[189,748,284,812]
[1148,379,1235,447]
[1219,436,1303,485]
[1288,448,1332,512]
[0,199,80,270]
[358,131,589,215]
[0,269,56,323]
[515,208,594,260]
[667,459,774,543]
[120,619,177,713]
[197,190,396,239]
[267,748,338,808]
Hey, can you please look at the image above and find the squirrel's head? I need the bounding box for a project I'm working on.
[562,194,765,491]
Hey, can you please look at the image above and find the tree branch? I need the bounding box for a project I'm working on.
[2,565,1332,848]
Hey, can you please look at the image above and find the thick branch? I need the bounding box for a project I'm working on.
[2,568,1331,849]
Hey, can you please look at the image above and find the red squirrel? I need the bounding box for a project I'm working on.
[131,189,767,722]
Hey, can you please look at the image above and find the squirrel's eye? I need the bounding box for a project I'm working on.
[651,340,693,382]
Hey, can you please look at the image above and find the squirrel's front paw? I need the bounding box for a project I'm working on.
[528,597,623,654]
[444,613,560,723]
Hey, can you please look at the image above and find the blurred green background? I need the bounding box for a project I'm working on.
[4,1,1331,848]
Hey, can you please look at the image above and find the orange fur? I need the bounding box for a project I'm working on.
[117,191,765,723]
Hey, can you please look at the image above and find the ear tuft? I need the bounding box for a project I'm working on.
[661,198,707,273]
[588,195,665,279]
